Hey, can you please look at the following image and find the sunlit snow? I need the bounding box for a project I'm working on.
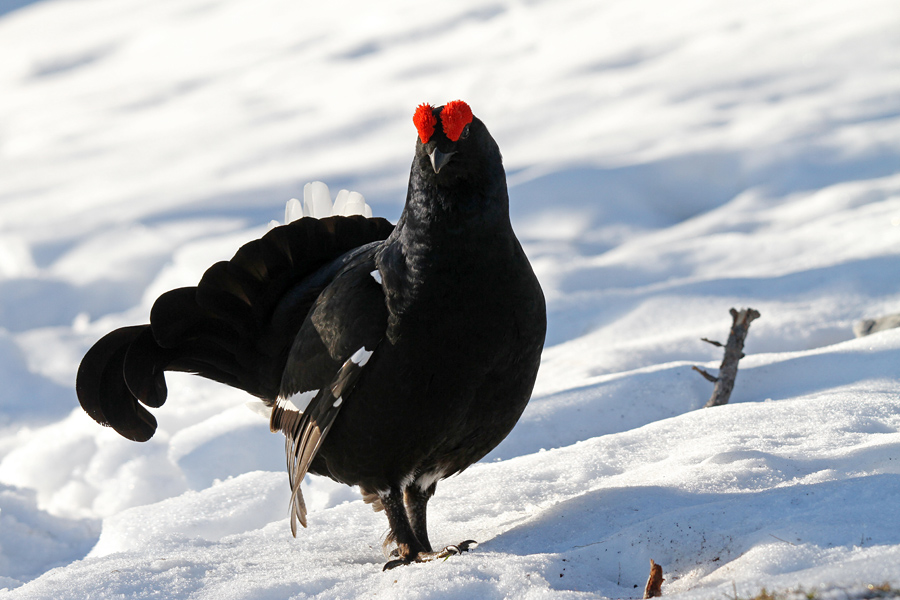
[0,0,899,598]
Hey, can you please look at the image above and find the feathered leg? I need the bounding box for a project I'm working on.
[404,483,435,553]
[381,487,428,571]
[383,483,476,570]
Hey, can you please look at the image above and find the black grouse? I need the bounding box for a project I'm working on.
[76,100,547,569]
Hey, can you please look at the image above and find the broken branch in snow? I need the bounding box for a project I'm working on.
[696,307,761,408]
[644,559,664,598]
[691,365,718,383]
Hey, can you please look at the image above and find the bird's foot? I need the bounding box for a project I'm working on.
[382,540,477,571]
[430,540,477,560]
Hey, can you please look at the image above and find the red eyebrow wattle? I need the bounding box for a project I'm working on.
[413,103,437,144]
[440,100,473,142]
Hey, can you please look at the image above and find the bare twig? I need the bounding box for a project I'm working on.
[701,337,724,347]
[697,308,761,408]
[692,366,718,383]
[644,559,664,598]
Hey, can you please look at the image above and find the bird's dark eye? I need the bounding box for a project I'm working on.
[459,124,470,140]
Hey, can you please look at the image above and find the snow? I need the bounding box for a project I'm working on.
[1,0,899,597]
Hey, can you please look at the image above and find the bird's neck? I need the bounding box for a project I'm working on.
[404,165,510,231]
[396,182,512,260]
[375,178,517,331]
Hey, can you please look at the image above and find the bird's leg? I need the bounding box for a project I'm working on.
[381,487,429,571]
[404,482,436,553]
[401,481,477,564]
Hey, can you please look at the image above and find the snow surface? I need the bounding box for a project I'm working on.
[1,0,899,597]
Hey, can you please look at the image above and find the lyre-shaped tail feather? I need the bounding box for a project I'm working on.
[76,325,159,442]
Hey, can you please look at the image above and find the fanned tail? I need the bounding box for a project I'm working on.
[75,215,393,441]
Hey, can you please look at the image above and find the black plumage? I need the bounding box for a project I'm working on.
[76,101,547,569]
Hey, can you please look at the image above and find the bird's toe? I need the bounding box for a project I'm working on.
[435,540,477,559]
[382,557,410,571]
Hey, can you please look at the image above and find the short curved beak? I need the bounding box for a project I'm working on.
[428,148,455,174]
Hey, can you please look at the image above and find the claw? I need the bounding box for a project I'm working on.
[383,557,407,571]
[437,540,477,559]
[433,539,477,559]
[382,540,478,570]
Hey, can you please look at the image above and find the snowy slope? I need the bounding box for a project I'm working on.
[1,0,899,597]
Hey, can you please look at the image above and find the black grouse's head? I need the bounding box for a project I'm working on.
[412,101,503,188]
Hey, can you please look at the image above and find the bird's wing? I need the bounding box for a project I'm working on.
[269,247,388,534]
[76,215,393,442]
[271,345,375,534]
